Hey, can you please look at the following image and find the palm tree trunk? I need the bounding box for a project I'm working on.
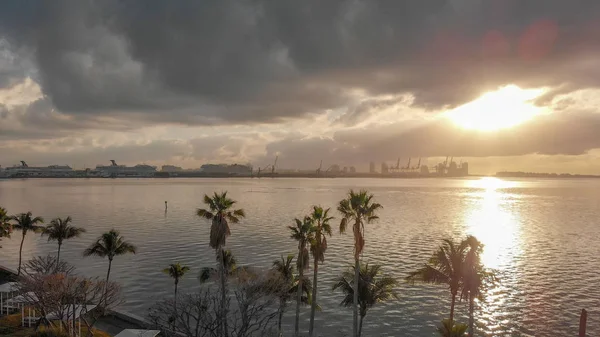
[295,262,303,337]
[309,259,318,337]
[278,300,285,337]
[104,258,113,308]
[18,232,26,276]
[174,280,178,313]
[218,248,229,337]
[57,243,62,266]
[358,314,365,337]
[353,257,359,337]
[449,290,457,323]
[468,294,474,337]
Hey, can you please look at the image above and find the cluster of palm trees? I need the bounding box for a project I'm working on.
[190,191,495,337]
[407,236,496,337]
[0,207,137,304]
[158,190,491,337]
[0,209,83,275]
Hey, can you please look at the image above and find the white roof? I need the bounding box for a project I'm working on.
[0,282,18,293]
[115,329,160,337]
[8,292,38,303]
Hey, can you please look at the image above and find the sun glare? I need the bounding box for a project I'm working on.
[446,85,546,131]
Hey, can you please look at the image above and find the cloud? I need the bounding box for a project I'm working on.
[0,0,599,128]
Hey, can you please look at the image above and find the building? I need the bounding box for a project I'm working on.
[200,164,252,175]
[329,164,341,173]
[369,162,376,174]
[349,166,356,173]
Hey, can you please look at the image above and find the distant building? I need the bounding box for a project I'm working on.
[329,164,340,173]
[201,164,252,175]
[342,167,348,173]
[381,162,389,174]
[161,165,183,172]
[369,162,376,174]
[420,165,430,175]
[349,166,356,173]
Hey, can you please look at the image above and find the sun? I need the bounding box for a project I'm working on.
[445,85,546,131]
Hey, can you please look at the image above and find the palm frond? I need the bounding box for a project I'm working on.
[83,229,136,259]
[334,262,398,313]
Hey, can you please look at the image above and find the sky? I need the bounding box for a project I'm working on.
[1,0,600,174]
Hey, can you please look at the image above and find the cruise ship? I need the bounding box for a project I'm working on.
[95,160,157,178]
[3,161,74,177]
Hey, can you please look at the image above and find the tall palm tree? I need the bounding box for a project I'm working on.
[289,216,315,337]
[271,254,313,337]
[10,212,44,275]
[0,207,12,248]
[308,206,333,337]
[338,190,382,337]
[406,238,468,323]
[163,263,190,311]
[460,236,496,337]
[196,191,245,337]
[42,216,86,265]
[83,229,137,306]
[332,262,398,337]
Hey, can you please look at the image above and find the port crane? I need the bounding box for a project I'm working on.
[411,158,421,170]
[257,155,278,177]
[403,158,411,171]
[316,160,323,175]
[387,157,402,173]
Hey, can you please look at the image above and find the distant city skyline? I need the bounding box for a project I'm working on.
[2,1,600,175]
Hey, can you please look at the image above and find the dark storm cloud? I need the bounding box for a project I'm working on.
[264,111,600,168]
[0,0,599,127]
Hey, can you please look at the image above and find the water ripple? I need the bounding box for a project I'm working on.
[0,177,598,336]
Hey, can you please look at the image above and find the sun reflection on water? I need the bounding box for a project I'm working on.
[464,177,522,269]
[463,177,524,334]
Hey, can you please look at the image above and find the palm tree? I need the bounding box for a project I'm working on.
[42,216,86,265]
[271,254,313,337]
[10,212,44,275]
[308,206,333,337]
[163,263,190,311]
[338,190,382,337]
[0,207,12,248]
[289,216,315,337]
[196,191,245,337]
[460,236,496,337]
[406,238,468,323]
[437,319,468,337]
[332,262,398,337]
[199,249,253,283]
[83,229,137,306]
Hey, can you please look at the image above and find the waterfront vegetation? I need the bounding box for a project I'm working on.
[0,189,496,337]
